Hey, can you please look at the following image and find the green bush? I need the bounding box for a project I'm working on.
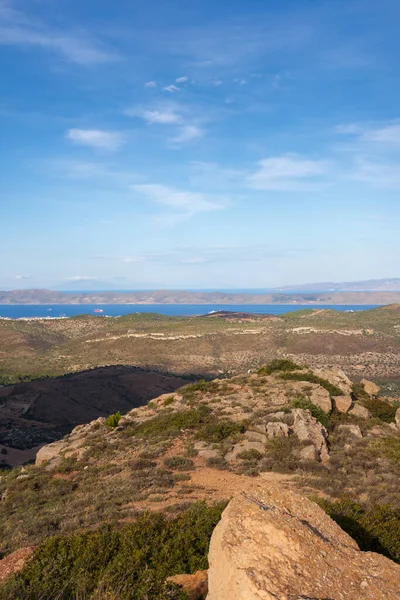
[164,457,195,471]
[291,396,330,428]
[257,359,303,375]
[371,437,400,463]
[179,379,219,400]
[280,372,343,396]
[132,406,212,439]
[0,502,226,600]
[237,449,264,461]
[197,420,246,443]
[360,398,397,423]
[316,497,400,563]
[105,411,121,428]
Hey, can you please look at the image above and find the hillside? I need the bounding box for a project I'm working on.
[0,361,399,597]
[2,288,400,304]
[276,277,400,292]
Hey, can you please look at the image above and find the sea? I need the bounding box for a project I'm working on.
[0,304,380,320]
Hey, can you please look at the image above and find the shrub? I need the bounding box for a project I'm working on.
[261,437,301,473]
[371,437,400,463]
[179,379,219,401]
[163,396,175,406]
[164,457,195,471]
[206,456,228,470]
[237,449,264,461]
[316,497,400,564]
[257,359,303,375]
[105,411,121,428]
[132,406,212,439]
[291,396,330,429]
[360,398,397,423]
[0,502,226,600]
[280,372,343,396]
[197,420,246,443]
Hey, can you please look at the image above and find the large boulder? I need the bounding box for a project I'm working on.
[166,570,208,600]
[309,386,332,413]
[207,485,400,600]
[333,395,353,413]
[361,379,380,396]
[313,367,353,395]
[292,408,329,462]
[265,422,289,439]
[395,407,400,430]
[349,403,370,419]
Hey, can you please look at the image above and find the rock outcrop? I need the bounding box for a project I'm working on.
[207,485,400,600]
[166,570,208,600]
[292,408,329,462]
[313,367,353,395]
[361,378,380,396]
[0,547,34,583]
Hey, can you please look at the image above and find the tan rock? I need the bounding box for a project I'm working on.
[313,367,353,395]
[167,569,208,600]
[395,407,400,430]
[338,424,363,439]
[349,403,370,419]
[298,444,319,461]
[207,485,400,600]
[245,431,267,443]
[292,408,329,462]
[309,386,332,413]
[265,422,289,439]
[35,440,66,466]
[333,394,353,413]
[225,440,265,462]
[361,378,380,396]
[0,546,34,583]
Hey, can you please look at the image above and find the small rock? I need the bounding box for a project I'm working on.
[333,395,353,413]
[245,431,267,443]
[225,441,265,462]
[348,404,370,419]
[337,424,363,439]
[299,444,319,462]
[166,569,208,600]
[361,379,380,396]
[266,422,289,439]
[309,387,332,413]
[395,407,400,430]
[266,411,286,421]
[292,409,329,463]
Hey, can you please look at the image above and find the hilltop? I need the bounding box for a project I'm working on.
[2,288,400,305]
[0,360,399,597]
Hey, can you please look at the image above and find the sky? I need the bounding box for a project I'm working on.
[1,0,400,290]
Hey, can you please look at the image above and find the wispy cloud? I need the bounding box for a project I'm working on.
[0,1,116,65]
[169,125,203,144]
[337,120,400,146]
[127,107,182,124]
[175,76,188,83]
[66,129,125,151]
[350,158,400,187]
[132,183,226,217]
[247,154,328,191]
[163,84,180,93]
[144,80,157,88]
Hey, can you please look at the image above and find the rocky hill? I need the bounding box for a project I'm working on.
[0,361,399,597]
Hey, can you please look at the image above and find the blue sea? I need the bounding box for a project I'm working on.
[0,304,380,319]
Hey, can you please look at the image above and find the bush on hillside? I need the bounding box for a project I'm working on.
[105,411,121,428]
[291,396,330,428]
[279,372,343,396]
[257,359,303,375]
[0,502,226,600]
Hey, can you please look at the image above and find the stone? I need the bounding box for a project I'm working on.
[309,386,332,413]
[313,367,353,395]
[361,379,380,396]
[245,431,267,443]
[338,424,363,439]
[265,411,286,421]
[265,422,289,439]
[207,485,400,600]
[292,408,329,462]
[166,570,208,600]
[299,444,319,461]
[225,441,265,462]
[395,407,400,430]
[349,403,370,419]
[0,547,34,583]
[333,395,353,413]
[35,440,66,466]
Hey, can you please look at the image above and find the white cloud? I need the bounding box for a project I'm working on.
[163,84,180,93]
[247,154,328,191]
[15,274,31,280]
[128,107,182,124]
[350,158,400,187]
[64,276,99,281]
[132,183,225,214]
[336,121,400,146]
[144,81,157,88]
[66,129,125,151]
[212,80,223,86]
[175,76,188,83]
[0,3,115,65]
[169,125,203,144]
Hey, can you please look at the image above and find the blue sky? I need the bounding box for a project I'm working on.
[1,0,400,290]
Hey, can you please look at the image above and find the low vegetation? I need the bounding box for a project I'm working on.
[0,502,226,600]
[291,395,330,428]
[280,372,344,396]
[257,359,303,376]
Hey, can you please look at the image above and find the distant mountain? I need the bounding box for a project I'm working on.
[274,278,400,292]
